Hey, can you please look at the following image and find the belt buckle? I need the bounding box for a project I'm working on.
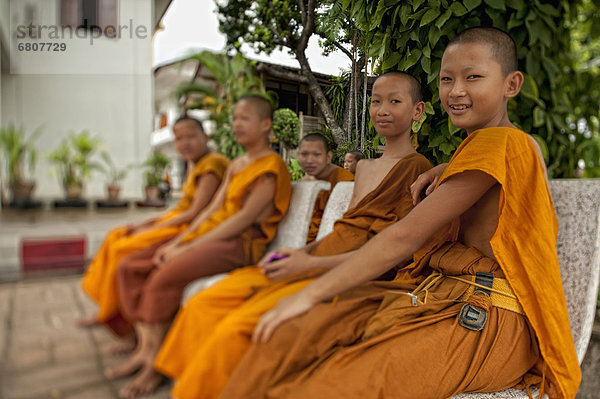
[458,272,494,332]
[458,303,488,331]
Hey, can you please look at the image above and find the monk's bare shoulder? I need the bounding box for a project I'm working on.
[229,155,249,175]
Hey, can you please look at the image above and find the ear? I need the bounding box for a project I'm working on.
[326,151,333,164]
[504,71,524,99]
[262,118,273,133]
[412,101,425,121]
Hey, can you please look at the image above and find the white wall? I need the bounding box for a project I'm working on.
[1,0,154,199]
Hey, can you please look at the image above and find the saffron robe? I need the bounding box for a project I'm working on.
[306,166,355,243]
[154,153,432,399]
[81,152,229,335]
[220,128,580,399]
[117,153,292,324]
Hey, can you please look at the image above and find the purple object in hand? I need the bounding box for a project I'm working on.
[267,253,288,263]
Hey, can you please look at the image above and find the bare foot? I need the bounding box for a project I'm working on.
[77,316,99,327]
[119,364,164,399]
[106,335,137,356]
[104,350,144,380]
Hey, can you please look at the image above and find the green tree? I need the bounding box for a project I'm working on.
[216,0,368,147]
[345,0,600,177]
[175,51,266,158]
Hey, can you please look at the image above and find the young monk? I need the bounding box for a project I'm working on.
[80,116,229,340]
[343,150,364,174]
[221,27,581,399]
[297,133,355,242]
[108,95,292,399]
[153,71,432,399]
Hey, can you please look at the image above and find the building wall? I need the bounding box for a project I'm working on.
[1,0,153,200]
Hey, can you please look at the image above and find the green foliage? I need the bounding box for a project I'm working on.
[99,151,128,186]
[273,108,300,148]
[324,71,352,127]
[0,124,41,184]
[175,51,270,159]
[287,157,305,181]
[347,0,600,177]
[141,152,171,187]
[48,131,102,188]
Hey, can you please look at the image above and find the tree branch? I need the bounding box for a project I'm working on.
[298,0,307,27]
[297,0,315,52]
[256,63,308,83]
[315,32,353,60]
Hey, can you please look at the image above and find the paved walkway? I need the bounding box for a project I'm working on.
[0,275,170,399]
[0,274,598,398]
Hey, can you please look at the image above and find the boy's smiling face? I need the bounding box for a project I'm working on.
[440,42,519,135]
[369,75,422,139]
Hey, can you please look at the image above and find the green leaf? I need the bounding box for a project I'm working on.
[420,8,441,27]
[531,134,549,162]
[382,52,401,70]
[421,55,431,74]
[506,0,523,10]
[483,0,505,10]
[342,0,352,10]
[533,106,545,127]
[428,27,443,47]
[448,2,467,16]
[435,9,453,29]
[412,0,426,11]
[404,48,422,69]
[463,0,482,11]
[425,101,435,115]
[534,0,560,17]
[506,13,520,31]
[399,4,411,25]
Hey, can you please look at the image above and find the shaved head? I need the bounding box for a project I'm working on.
[300,133,330,152]
[238,94,274,121]
[375,71,423,103]
[446,27,518,76]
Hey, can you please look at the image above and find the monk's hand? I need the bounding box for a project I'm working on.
[410,163,448,205]
[260,248,314,280]
[252,291,316,343]
[153,242,179,266]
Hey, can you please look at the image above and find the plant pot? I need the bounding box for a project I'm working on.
[66,183,83,200]
[145,185,160,202]
[10,181,35,203]
[107,184,121,202]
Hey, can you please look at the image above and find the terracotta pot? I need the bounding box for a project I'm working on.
[145,185,160,201]
[66,183,83,200]
[107,184,121,201]
[10,181,35,203]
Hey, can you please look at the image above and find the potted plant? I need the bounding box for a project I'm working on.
[0,124,41,203]
[100,151,128,201]
[141,151,171,201]
[48,131,102,200]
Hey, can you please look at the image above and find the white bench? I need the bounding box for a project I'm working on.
[181,180,331,303]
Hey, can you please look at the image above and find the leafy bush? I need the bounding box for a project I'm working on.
[346,0,600,177]
[273,109,300,148]
[288,157,305,181]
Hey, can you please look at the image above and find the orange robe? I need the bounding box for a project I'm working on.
[306,166,355,243]
[116,152,292,323]
[81,152,229,335]
[154,153,432,399]
[220,128,580,399]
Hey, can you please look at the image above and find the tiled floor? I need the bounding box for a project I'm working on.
[0,275,171,399]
